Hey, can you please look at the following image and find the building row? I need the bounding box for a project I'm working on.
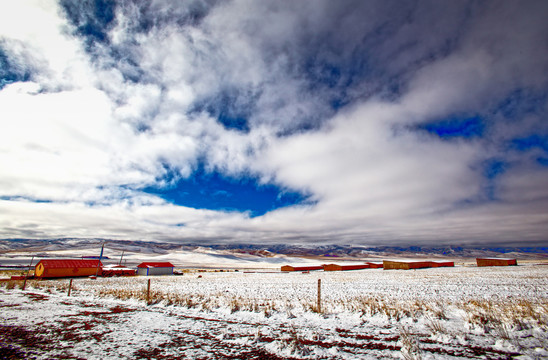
[25,257,519,279]
[33,260,175,279]
[281,258,518,272]
[281,262,384,272]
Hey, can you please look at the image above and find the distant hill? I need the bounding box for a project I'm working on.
[1,238,546,259]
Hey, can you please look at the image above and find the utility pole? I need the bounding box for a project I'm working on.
[22,256,34,291]
[94,242,104,277]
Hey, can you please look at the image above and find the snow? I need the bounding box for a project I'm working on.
[2,246,323,269]
[1,264,547,359]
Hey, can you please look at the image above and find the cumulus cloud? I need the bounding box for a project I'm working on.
[0,0,547,246]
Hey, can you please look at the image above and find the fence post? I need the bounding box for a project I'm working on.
[317,279,321,313]
[68,279,73,296]
[147,278,151,304]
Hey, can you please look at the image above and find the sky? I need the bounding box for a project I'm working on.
[1,0,548,247]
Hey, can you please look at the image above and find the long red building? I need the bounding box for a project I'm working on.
[281,265,323,272]
[35,259,103,278]
[476,258,517,267]
[323,264,371,271]
[382,260,454,270]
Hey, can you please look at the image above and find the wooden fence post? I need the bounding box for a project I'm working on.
[147,278,151,304]
[317,279,321,313]
[68,279,73,297]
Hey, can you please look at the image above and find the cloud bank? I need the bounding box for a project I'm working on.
[1,0,548,246]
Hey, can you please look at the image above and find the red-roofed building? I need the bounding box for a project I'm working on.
[137,262,174,276]
[35,259,103,278]
[476,258,517,267]
[323,264,371,271]
[383,260,433,270]
[281,265,323,272]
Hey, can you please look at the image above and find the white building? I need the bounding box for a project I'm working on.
[137,262,174,276]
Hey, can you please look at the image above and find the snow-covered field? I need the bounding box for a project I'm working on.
[1,265,547,359]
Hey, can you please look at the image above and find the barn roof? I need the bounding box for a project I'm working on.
[36,259,103,268]
[137,262,174,268]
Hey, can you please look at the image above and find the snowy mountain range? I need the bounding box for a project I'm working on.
[1,238,546,259]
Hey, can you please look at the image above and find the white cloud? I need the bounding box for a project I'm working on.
[0,0,547,246]
[0,0,94,89]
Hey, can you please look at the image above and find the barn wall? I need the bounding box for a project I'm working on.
[366,263,383,268]
[146,267,173,276]
[35,260,103,278]
[430,261,454,268]
[383,261,434,270]
[476,258,517,267]
[323,264,342,271]
[282,266,323,272]
[296,266,323,271]
[383,261,410,270]
[408,262,432,269]
[137,268,149,276]
[37,266,101,278]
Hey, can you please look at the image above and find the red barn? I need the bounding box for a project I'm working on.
[476,258,517,267]
[35,259,103,278]
[323,264,371,271]
[281,265,323,272]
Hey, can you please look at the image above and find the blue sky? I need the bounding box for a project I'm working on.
[0,0,547,246]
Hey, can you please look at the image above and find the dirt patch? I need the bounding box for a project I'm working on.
[110,305,136,313]
[0,344,27,360]
[25,292,49,302]
[0,325,50,358]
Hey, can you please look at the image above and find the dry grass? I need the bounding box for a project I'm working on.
[425,317,445,335]
[0,270,27,277]
[90,286,285,315]
[2,276,546,335]
[459,298,548,333]
[284,326,311,357]
[346,296,433,321]
[3,280,20,290]
[399,327,422,360]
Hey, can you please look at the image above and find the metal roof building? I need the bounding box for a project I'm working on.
[383,260,455,270]
[281,265,323,272]
[323,263,371,271]
[476,258,517,267]
[383,260,433,270]
[35,259,103,278]
[137,262,174,276]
